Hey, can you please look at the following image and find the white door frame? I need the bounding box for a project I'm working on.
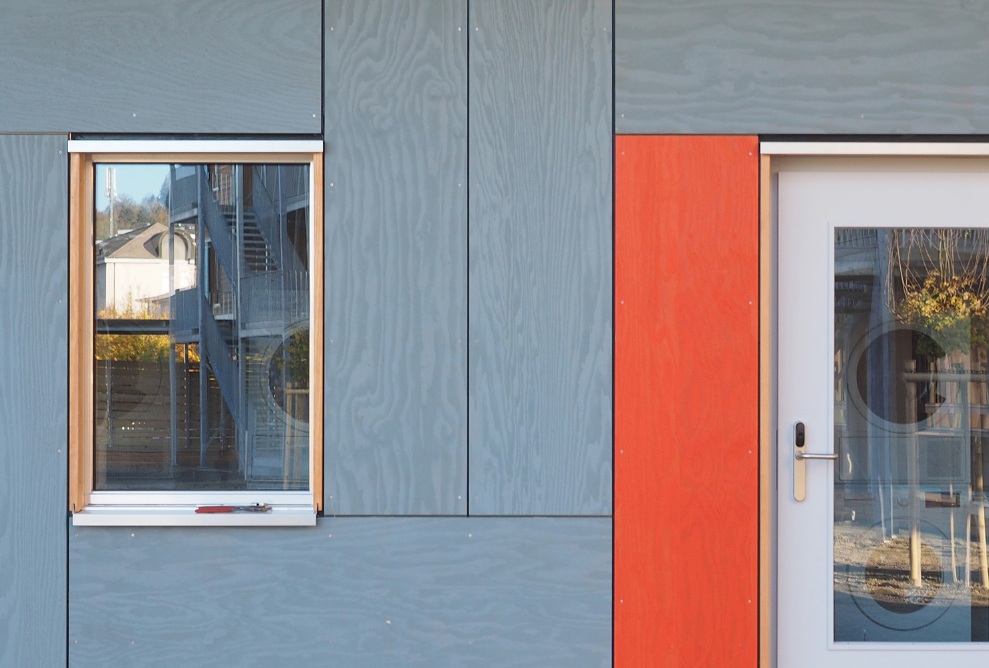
[762,142,989,668]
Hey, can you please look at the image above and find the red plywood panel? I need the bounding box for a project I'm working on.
[615,136,760,667]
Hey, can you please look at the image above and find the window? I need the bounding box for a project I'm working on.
[69,141,323,526]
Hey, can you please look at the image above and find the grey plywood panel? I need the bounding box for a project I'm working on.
[0,0,320,133]
[468,0,613,516]
[324,1,468,515]
[0,136,68,667]
[70,517,611,667]
[617,0,989,134]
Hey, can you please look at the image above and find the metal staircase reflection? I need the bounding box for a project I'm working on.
[197,291,241,428]
[249,168,305,275]
[169,164,309,487]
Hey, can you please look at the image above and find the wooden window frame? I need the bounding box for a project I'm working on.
[69,140,323,526]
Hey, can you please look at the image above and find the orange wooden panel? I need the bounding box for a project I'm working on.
[615,136,760,667]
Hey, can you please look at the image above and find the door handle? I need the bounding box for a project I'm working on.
[795,451,839,461]
[793,421,836,501]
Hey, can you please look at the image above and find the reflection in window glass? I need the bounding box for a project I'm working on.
[834,228,989,642]
[94,163,310,491]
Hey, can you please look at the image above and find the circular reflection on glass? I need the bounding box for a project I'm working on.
[847,325,948,431]
[865,537,942,614]
[267,328,309,423]
[838,519,953,632]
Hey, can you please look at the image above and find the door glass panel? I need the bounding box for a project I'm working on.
[835,228,989,642]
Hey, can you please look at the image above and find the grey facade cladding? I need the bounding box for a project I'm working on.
[0,134,68,668]
[0,0,322,134]
[324,0,469,516]
[616,0,989,135]
[468,0,613,516]
[10,0,989,664]
[1,0,612,665]
[69,518,611,667]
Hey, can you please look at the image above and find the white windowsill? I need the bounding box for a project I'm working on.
[72,504,316,527]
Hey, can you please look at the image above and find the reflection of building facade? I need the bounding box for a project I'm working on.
[95,221,195,315]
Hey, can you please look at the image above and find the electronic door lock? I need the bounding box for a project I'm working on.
[793,421,837,501]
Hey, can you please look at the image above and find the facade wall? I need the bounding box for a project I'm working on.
[0,135,68,668]
[612,0,989,664]
[616,0,989,135]
[4,0,989,666]
[0,0,612,666]
[467,0,612,516]
[324,0,469,515]
[70,518,610,667]
[0,0,322,134]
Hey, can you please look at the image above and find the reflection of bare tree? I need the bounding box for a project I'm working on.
[890,229,989,301]
[892,229,989,591]
[889,229,989,356]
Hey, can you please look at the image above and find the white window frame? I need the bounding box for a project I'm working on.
[69,140,324,526]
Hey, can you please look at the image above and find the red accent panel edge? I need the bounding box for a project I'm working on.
[615,136,760,667]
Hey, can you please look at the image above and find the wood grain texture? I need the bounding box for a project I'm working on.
[0,135,68,667]
[615,136,759,667]
[69,517,611,667]
[759,154,774,668]
[311,152,324,511]
[617,0,989,134]
[468,0,613,516]
[324,0,468,515]
[69,153,94,512]
[0,0,321,133]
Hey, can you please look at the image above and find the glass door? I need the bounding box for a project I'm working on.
[778,159,989,666]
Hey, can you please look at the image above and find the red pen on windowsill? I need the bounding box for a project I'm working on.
[195,503,271,514]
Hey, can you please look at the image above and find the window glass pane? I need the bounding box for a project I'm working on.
[835,228,989,641]
[94,163,310,491]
